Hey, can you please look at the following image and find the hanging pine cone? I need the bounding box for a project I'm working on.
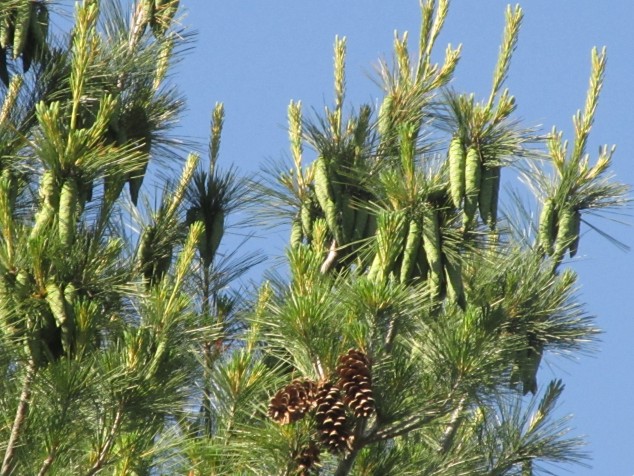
[336,348,375,418]
[314,382,353,453]
[269,379,317,425]
[294,441,321,475]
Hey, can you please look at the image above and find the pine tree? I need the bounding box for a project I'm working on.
[0,1,629,475]
[239,3,627,475]
[0,1,255,474]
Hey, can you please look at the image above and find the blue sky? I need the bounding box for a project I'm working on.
[175,2,634,474]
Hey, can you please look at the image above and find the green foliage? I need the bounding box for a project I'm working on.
[0,1,628,475]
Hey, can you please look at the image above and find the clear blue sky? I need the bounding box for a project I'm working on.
[175,2,634,474]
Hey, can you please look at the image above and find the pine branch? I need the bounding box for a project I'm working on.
[367,385,462,445]
[1,358,36,476]
[333,447,361,476]
[384,315,398,352]
[438,396,467,453]
[85,402,125,476]
[37,447,57,476]
[367,413,435,443]
[200,265,215,437]
[333,419,366,476]
[320,239,338,274]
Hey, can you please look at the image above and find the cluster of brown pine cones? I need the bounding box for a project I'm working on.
[268,349,375,475]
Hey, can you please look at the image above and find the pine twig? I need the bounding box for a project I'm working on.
[367,386,462,444]
[333,447,360,476]
[201,343,214,436]
[201,266,214,436]
[333,419,366,476]
[37,447,57,476]
[384,315,398,352]
[320,239,338,274]
[438,396,467,453]
[85,403,125,476]
[1,358,37,476]
[367,413,435,443]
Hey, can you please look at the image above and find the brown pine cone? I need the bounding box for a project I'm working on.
[294,441,321,475]
[336,348,375,418]
[314,382,353,453]
[268,379,317,425]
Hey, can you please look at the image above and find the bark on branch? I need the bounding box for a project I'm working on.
[438,396,467,454]
[1,358,37,476]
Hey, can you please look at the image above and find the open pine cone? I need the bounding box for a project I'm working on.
[294,441,321,475]
[336,348,375,418]
[314,382,353,453]
[269,379,317,425]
